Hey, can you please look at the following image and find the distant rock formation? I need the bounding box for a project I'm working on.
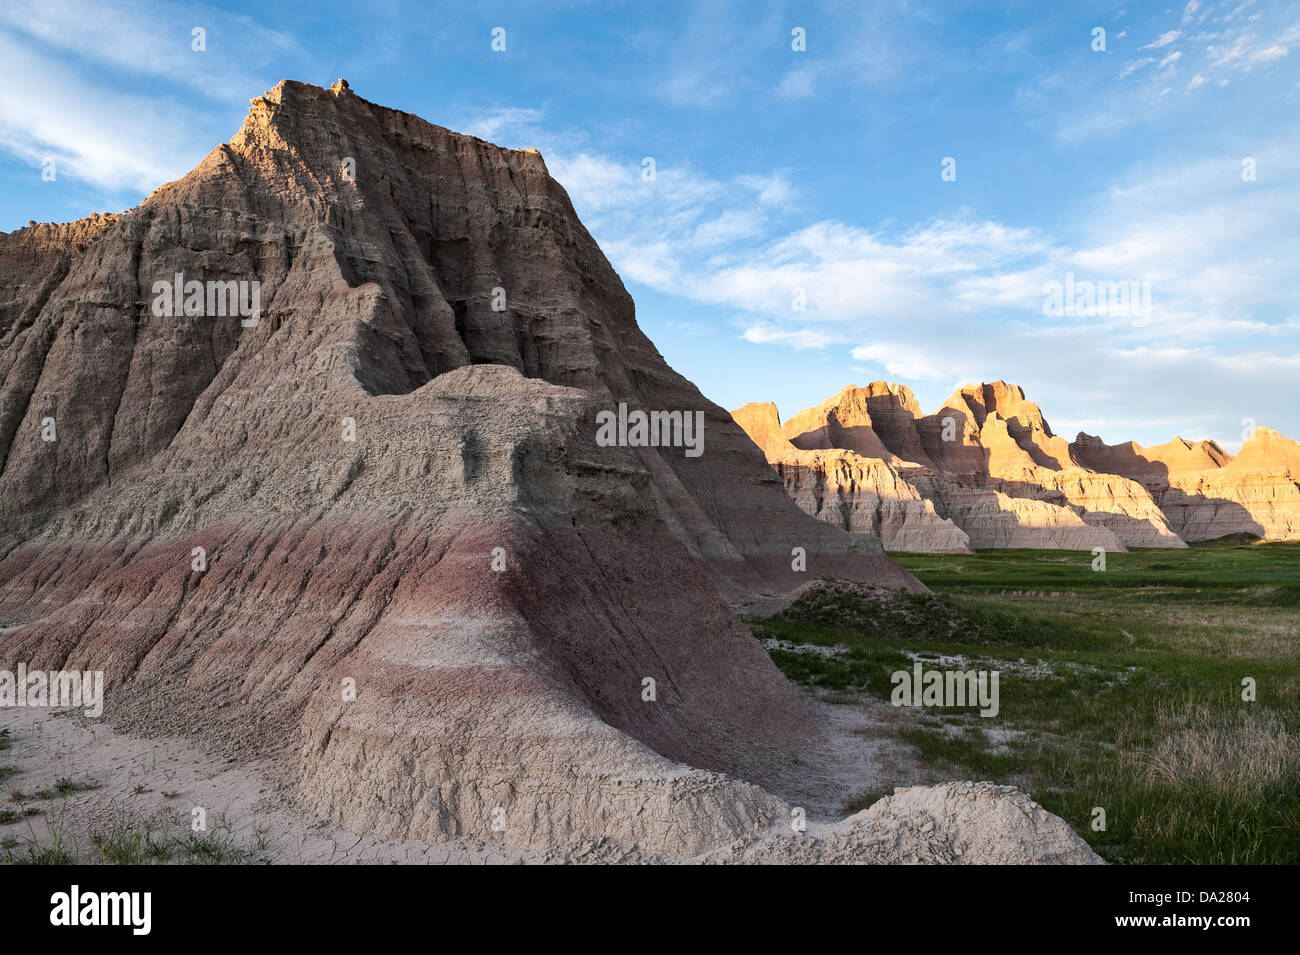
[1072,427,1300,541]
[732,403,972,552]
[731,379,1299,551]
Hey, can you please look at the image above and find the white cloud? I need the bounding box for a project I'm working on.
[1118,57,1155,78]
[1206,24,1296,72]
[850,343,957,381]
[744,325,836,349]
[0,0,302,193]
[1249,43,1289,63]
[0,33,205,192]
[1141,30,1182,50]
[736,173,795,206]
[0,0,294,98]
[775,68,816,101]
[690,209,765,248]
[461,108,545,144]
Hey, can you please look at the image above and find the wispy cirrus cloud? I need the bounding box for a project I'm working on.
[460,107,546,144]
[1141,30,1182,50]
[0,0,296,96]
[0,32,200,193]
[0,0,301,194]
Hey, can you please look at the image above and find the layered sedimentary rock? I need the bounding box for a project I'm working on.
[743,378,1299,550]
[897,474,1124,551]
[739,381,1184,551]
[0,79,1056,862]
[784,382,928,465]
[732,403,971,552]
[1019,470,1189,548]
[1070,433,1233,483]
[1072,428,1300,541]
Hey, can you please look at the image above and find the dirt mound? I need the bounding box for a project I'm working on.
[703,782,1101,864]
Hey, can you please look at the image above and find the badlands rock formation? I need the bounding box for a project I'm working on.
[737,381,1196,551]
[0,80,1096,861]
[732,403,971,552]
[1072,427,1300,541]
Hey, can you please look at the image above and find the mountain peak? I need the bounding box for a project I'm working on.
[0,78,927,858]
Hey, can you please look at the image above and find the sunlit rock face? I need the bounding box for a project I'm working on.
[732,402,972,552]
[731,379,1300,552]
[1072,427,1300,541]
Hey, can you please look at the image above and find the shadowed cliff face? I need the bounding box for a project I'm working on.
[0,80,949,856]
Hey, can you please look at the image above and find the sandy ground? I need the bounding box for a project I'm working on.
[0,706,540,863]
[0,677,929,864]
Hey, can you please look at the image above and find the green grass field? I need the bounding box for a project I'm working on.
[748,541,1300,864]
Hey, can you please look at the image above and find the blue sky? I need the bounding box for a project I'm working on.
[2,0,1297,450]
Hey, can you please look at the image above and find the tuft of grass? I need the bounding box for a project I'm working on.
[0,807,41,825]
[91,818,172,865]
[5,803,275,866]
[5,844,73,865]
[88,809,273,865]
[54,776,99,796]
[28,777,101,800]
[1138,705,1296,797]
[841,787,894,814]
[2,798,77,865]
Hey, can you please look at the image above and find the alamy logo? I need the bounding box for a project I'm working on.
[50,886,151,935]
[0,664,103,717]
[595,403,705,458]
[890,662,1000,717]
[1042,272,1151,325]
[151,272,261,327]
